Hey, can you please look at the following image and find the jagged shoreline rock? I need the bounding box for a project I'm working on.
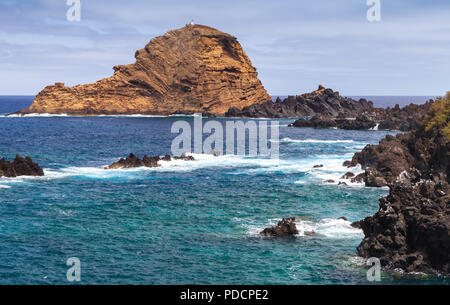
[15,24,270,116]
[106,153,195,169]
[226,86,373,118]
[352,96,449,274]
[0,155,44,177]
[288,96,432,131]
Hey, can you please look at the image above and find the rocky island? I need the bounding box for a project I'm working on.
[14,24,270,116]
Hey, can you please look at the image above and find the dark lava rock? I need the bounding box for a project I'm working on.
[351,173,365,184]
[260,217,299,237]
[354,113,450,274]
[376,102,433,132]
[323,180,335,184]
[357,180,449,274]
[364,168,388,187]
[351,221,362,229]
[338,217,348,221]
[107,153,194,169]
[338,181,348,186]
[291,114,377,130]
[0,155,44,178]
[342,160,353,167]
[227,86,374,118]
[313,164,323,168]
[173,155,195,161]
[161,155,171,162]
[341,172,355,179]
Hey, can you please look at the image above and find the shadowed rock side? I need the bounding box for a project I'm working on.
[106,153,195,169]
[350,97,450,274]
[16,24,270,116]
[226,86,374,118]
[290,100,432,131]
[0,155,44,177]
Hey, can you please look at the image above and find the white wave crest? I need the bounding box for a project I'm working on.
[247,218,363,239]
[277,137,355,144]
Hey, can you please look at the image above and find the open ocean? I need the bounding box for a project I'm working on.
[0,96,448,284]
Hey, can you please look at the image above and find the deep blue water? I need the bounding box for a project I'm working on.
[0,96,448,284]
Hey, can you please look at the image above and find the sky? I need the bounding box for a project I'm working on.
[0,0,449,96]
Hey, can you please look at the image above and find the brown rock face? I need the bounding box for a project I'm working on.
[18,25,270,116]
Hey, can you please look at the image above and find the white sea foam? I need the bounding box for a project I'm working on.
[277,137,355,144]
[0,151,365,186]
[247,218,363,239]
[3,113,69,118]
[0,184,11,189]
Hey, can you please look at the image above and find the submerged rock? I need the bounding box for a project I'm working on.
[260,217,299,237]
[323,180,335,184]
[0,155,44,178]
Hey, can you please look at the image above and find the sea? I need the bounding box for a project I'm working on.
[0,96,448,284]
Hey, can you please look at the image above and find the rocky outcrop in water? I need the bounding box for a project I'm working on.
[260,217,299,237]
[289,114,376,130]
[354,97,449,274]
[15,24,270,116]
[0,155,44,177]
[289,101,432,131]
[226,86,373,118]
[107,153,195,169]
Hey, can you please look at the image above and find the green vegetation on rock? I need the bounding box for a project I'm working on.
[424,92,450,140]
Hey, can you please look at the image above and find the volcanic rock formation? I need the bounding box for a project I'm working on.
[260,217,299,237]
[289,99,432,131]
[106,153,195,169]
[16,25,270,116]
[226,86,374,118]
[0,155,44,177]
[353,96,450,274]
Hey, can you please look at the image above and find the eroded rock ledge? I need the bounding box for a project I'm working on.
[106,153,195,169]
[16,24,270,116]
[0,155,44,177]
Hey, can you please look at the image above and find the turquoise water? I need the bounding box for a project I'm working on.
[0,97,448,284]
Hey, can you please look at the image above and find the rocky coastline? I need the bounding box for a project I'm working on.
[289,100,432,131]
[349,96,449,274]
